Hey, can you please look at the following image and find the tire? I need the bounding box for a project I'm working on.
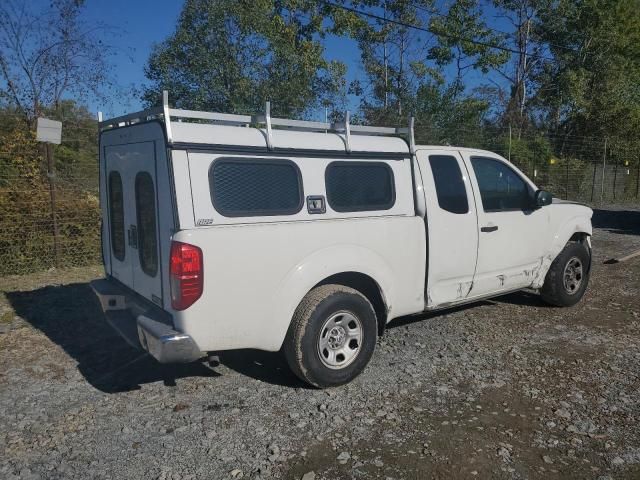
[283,284,377,388]
[540,241,591,307]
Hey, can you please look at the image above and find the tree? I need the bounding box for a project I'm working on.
[143,0,346,118]
[489,0,545,133]
[331,0,509,130]
[0,0,116,124]
[330,0,437,124]
[534,0,640,147]
[414,81,491,144]
[428,0,509,87]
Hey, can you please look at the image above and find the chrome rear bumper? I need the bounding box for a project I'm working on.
[90,278,203,363]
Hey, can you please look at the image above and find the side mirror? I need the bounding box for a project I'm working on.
[533,189,553,208]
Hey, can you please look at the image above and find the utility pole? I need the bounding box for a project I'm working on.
[600,138,607,204]
[45,143,60,267]
[36,118,63,268]
[636,158,640,199]
[508,125,512,162]
[383,2,388,109]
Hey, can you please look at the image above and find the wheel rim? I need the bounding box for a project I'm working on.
[563,256,584,295]
[317,311,363,370]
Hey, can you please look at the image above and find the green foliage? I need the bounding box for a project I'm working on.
[143,0,346,117]
[428,0,509,76]
[535,0,640,144]
[415,81,490,145]
[0,104,100,276]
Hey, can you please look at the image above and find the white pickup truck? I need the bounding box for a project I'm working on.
[92,93,593,387]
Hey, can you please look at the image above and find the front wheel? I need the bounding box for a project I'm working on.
[283,284,377,388]
[540,241,591,307]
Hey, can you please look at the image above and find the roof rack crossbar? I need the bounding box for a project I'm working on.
[163,90,173,143]
[331,110,352,153]
[98,107,163,130]
[170,108,252,124]
[99,92,416,154]
[252,101,273,150]
[270,117,329,131]
[396,116,416,154]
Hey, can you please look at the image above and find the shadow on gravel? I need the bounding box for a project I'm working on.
[388,301,490,329]
[592,209,640,236]
[6,282,555,393]
[219,349,308,388]
[388,290,551,330]
[491,290,552,308]
[6,282,219,393]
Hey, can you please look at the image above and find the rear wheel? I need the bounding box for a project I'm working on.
[284,284,377,388]
[541,241,591,307]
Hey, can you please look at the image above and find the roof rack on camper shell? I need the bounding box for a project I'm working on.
[98,91,416,155]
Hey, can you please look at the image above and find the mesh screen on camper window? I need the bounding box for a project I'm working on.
[108,171,125,261]
[135,172,158,277]
[325,162,395,212]
[209,158,303,217]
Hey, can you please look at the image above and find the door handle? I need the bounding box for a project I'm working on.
[128,225,138,248]
[481,225,499,233]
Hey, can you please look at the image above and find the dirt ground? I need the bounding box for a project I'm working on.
[1,207,639,480]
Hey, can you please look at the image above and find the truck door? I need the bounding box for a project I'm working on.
[416,150,478,306]
[462,154,548,297]
[104,142,163,306]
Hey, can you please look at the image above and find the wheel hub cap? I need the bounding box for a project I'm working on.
[317,311,363,370]
[327,326,347,349]
[563,256,584,294]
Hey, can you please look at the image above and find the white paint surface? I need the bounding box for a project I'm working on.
[98,121,593,354]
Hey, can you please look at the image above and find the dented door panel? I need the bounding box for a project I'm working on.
[462,153,549,298]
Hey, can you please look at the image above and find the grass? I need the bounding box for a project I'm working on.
[0,310,14,324]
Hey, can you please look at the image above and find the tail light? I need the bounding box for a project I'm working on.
[170,241,203,310]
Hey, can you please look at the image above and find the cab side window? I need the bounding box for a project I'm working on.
[471,157,531,211]
[429,155,469,214]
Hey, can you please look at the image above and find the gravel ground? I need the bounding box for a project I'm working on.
[1,207,639,480]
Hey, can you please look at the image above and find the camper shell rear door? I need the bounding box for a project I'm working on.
[100,122,174,309]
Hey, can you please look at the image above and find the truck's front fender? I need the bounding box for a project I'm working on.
[532,213,593,288]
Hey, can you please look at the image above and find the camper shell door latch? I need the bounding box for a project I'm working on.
[307,196,326,214]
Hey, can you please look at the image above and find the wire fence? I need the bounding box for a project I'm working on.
[416,126,640,205]
[1,113,639,277]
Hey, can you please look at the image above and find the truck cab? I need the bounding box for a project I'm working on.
[415,147,592,308]
[92,92,592,388]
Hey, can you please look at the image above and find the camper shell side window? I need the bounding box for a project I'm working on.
[208,157,304,217]
[325,161,396,212]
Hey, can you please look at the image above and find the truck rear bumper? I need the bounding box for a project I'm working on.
[90,278,203,363]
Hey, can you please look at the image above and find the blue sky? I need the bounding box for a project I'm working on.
[83,0,364,118]
[79,0,509,118]
[82,0,185,116]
